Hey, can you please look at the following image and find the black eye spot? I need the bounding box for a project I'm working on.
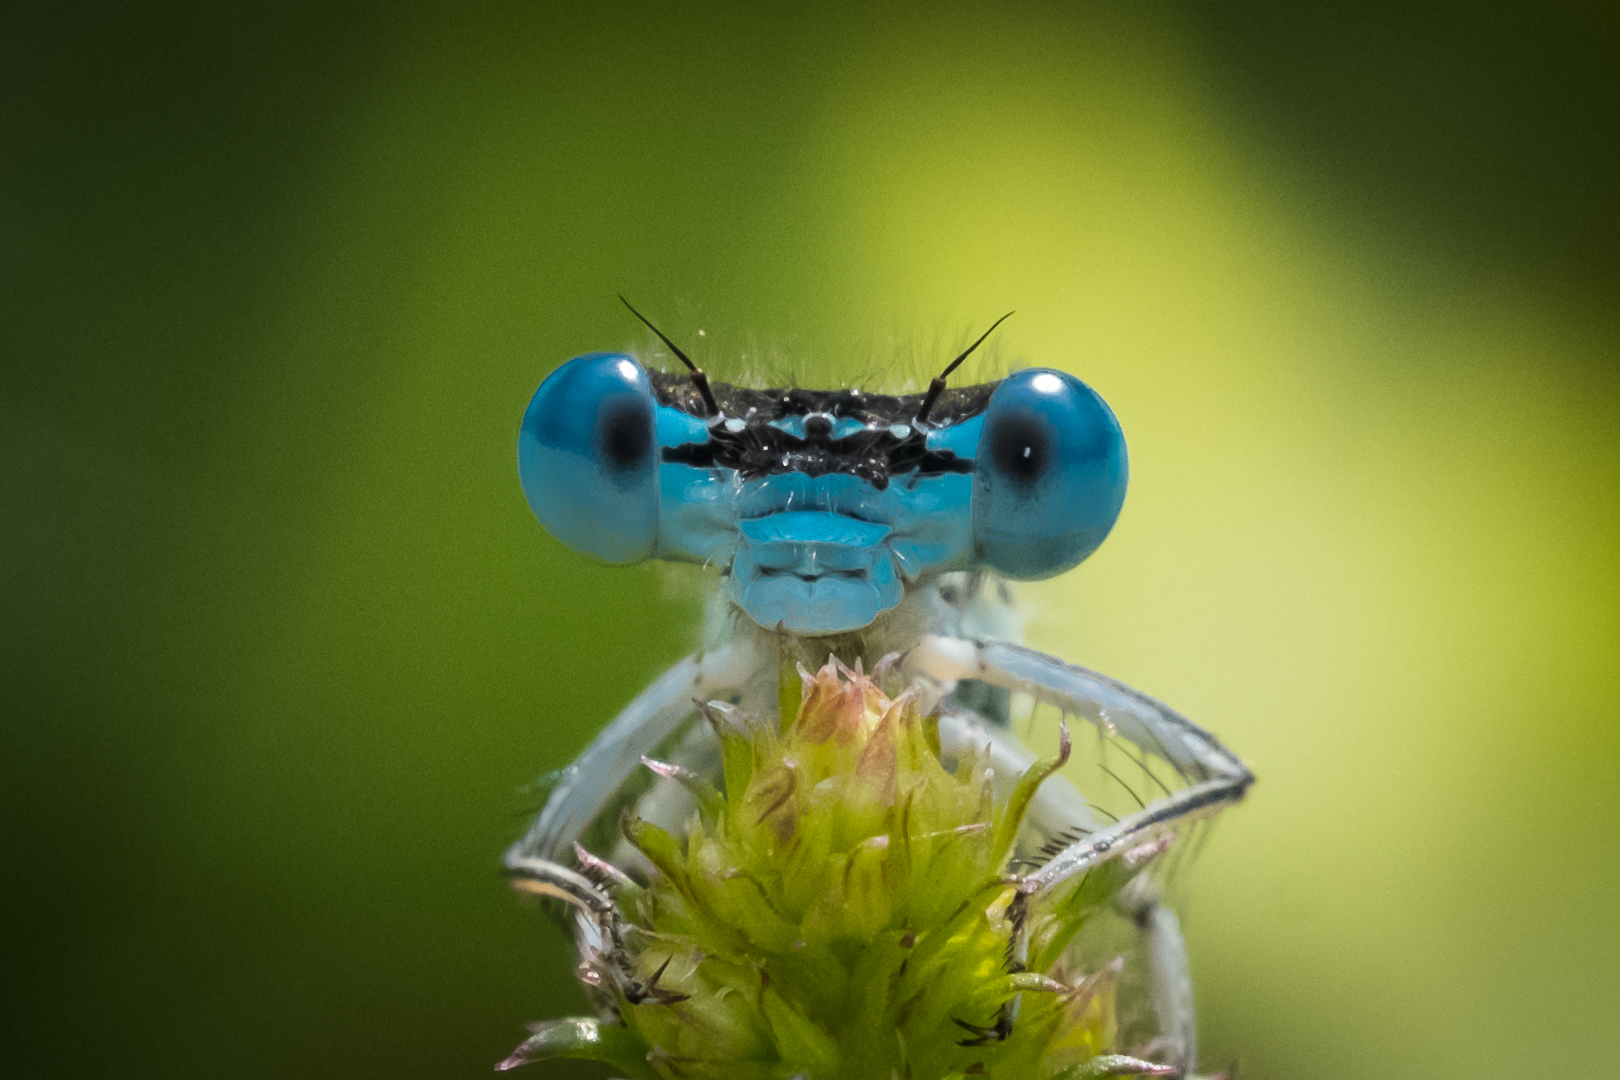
[989,410,1051,484]
[597,399,652,475]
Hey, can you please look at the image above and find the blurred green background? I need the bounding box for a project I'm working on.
[3,2,1616,1077]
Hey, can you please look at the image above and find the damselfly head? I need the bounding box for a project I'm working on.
[518,306,1129,635]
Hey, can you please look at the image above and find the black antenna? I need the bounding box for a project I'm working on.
[914,311,1015,424]
[619,295,720,418]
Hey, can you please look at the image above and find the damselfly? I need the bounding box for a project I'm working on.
[499,301,1252,1080]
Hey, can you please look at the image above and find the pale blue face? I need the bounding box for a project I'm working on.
[519,353,1128,635]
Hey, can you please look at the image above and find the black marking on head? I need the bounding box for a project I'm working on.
[649,372,996,489]
[660,417,972,490]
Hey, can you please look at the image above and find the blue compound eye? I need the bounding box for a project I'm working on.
[518,353,658,563]
[972,368,1128,579]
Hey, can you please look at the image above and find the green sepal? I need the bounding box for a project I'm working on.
[992,721,1071,865]
[658,761,727,826]
[1051,1053,1178,1078]
[494,1017,654,1076]
[761,980,841,1076]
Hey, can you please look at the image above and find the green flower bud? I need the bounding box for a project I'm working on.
[503,659,1170,1080]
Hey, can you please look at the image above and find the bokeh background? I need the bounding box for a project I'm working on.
[4,2,1616,1077]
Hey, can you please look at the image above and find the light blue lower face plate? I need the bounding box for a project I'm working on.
[729,511,903,633]
[736,574,889,635]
